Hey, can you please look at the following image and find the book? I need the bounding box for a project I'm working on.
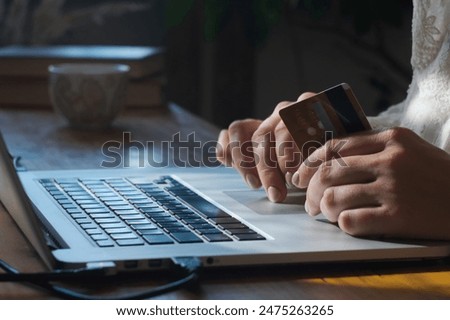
[0,75,166,108]
[0,45,164,79]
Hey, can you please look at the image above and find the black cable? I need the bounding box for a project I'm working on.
[41,272,199,300]
[0,260,109,282]
[0,257,202,299]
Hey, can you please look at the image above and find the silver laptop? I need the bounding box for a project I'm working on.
[1,132,449,273]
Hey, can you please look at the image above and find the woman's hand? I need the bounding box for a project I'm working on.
[216,93,315,203]
[294,127,450,240]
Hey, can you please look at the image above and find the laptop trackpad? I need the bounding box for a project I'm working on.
[224,189,306,215]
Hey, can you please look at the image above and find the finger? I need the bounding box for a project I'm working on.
[305,156,377,216]
[319,183,380,222]
[216,129,232,166]
[274,120,301,185]
[297,92,316,101]
[228,119,263,189]
[250,101,296,202]
[272,92,316,185]
[338,207,393,238]
[253,126,286,202]
[297,130,386,189]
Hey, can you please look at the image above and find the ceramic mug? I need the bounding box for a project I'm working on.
[48,63,130,129]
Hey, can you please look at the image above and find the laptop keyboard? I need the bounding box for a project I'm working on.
[39,176,265,247]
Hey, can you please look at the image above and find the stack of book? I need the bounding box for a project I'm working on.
[0,45,166,108]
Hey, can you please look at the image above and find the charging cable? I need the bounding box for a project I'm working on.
[0,257,202,299]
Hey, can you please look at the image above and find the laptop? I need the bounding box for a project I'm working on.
[1,131,449,273]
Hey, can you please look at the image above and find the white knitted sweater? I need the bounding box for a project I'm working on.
[368,0,450,152]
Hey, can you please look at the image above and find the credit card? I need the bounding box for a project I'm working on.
[279,83,371,150]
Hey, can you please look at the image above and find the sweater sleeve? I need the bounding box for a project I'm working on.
[367,100,406,130]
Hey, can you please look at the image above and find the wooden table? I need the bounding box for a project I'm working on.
[1,105,450,299]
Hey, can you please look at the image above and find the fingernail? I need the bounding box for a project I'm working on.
[304,201,310,214]
[285,171,293,187]
[268,186,281,203]
[245,174,261,189]
[292,171,300,187]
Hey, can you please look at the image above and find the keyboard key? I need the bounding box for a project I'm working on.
[210,217,241,224]
[195,228,223,235]
[85,228,103,235]
[75,199,99,205]
[97,196,121,201]
[114,187,136,193]
[80,222,98,230]
[57,199,73,205]
[138,229,164,236]
[96,240,115,247]
[71,213,88,219]
[88,188,111,193]
[67,191,90,197]
[119,191,142,197]
[131,199,154,205]
[81,179,104,185]
[170,232,203,243]
[218,223,248,229]
[173,213,197,220]
[143,234,174,245]
[56,178,79,184]
[72,195,94,201]
[142,211,169,218]
[204,233,233,242]
[114,209,141,215]
[131,223,158,230]
[124,195,148,201]
[91,234,110,241]
[62,204,78,210]
[227,228,258,235]
[178,195,229,218]
[105,227,133,234]
[182,218,205,224]
[142,211,169,217]
[67,208,83,215]
[74,217,91,224]
[158,222,184,229]
[234,233,266,241]
[90,213,115,219]
[104,200,129,206]
[80,204,105,209]
[116,239,145,246]
[189,222,214,229]
[94,218,122,224]
[126,219,151,225]
[110,233,138,240]
[85,208,111,214]
[53,195,69,200]
[119,214,144,220]
[39,178,54,184]
[171,208,196,214]
[110,205,134,211]
[165,227,191,233]
[94,192,117,197]
[152,216,178,223]
[100,222,127,229]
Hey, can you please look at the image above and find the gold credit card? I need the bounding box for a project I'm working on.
[279,83,371,150]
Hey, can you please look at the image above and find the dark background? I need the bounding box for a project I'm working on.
[0,0,413,128]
